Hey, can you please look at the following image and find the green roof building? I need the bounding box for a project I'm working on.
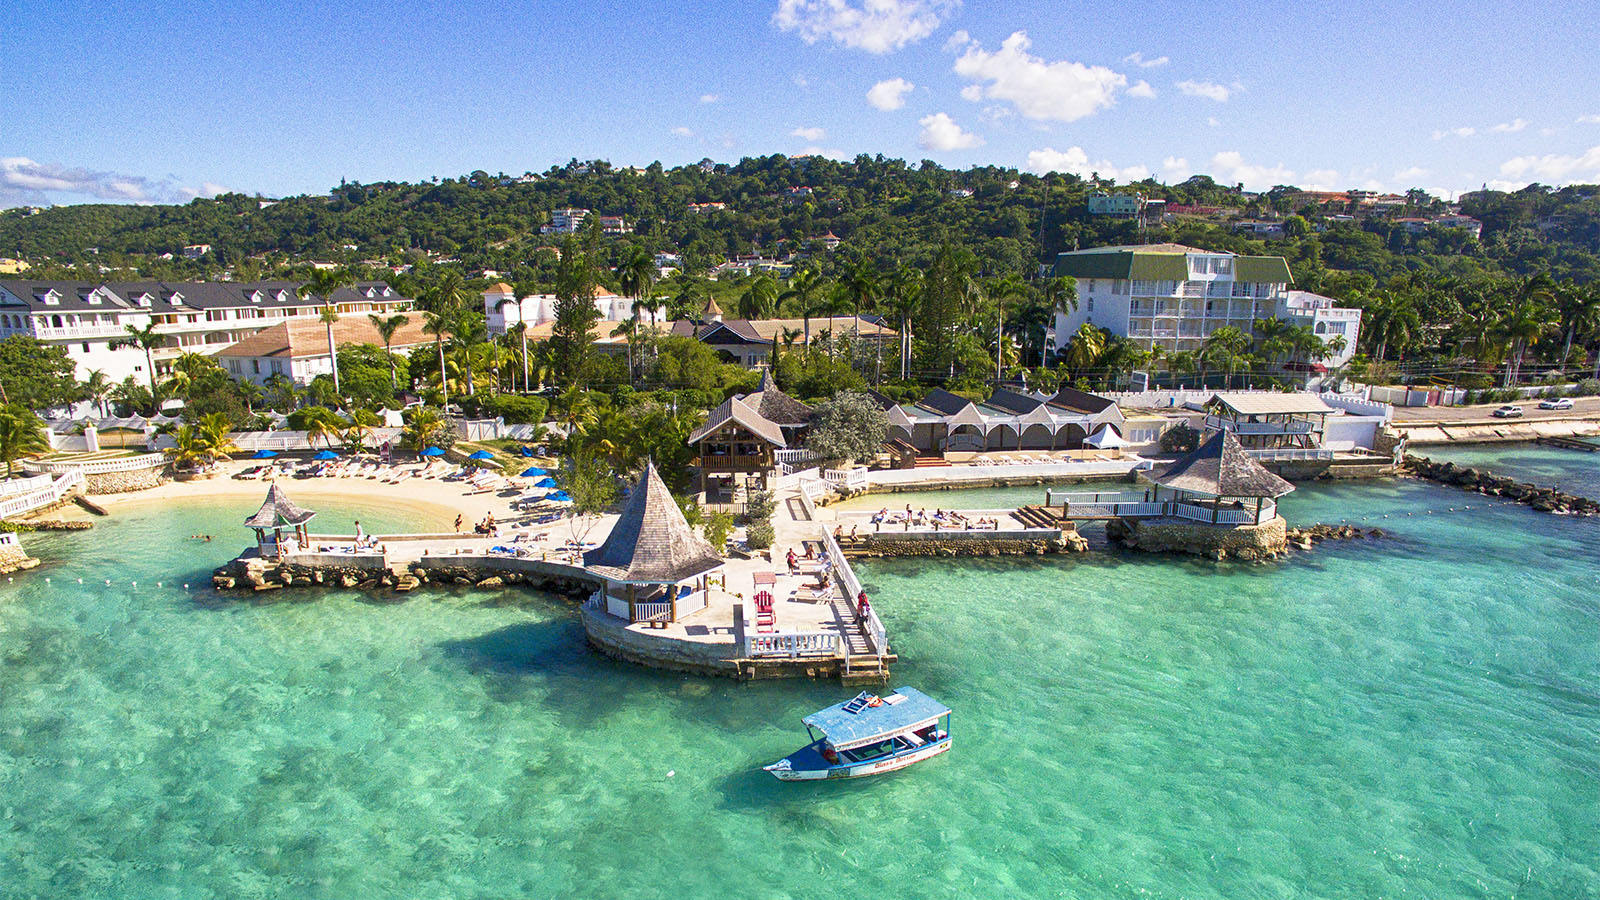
[1048,244,1353,371]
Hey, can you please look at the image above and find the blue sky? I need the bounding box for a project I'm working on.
[5,0,1599,207]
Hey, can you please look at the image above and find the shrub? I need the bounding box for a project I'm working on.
[479,394,548,424]
[746,520,775,550]
[744,490,776,522]
[703,510,735,553]
[1575,379,1600,397]
[1160,423,1200,454]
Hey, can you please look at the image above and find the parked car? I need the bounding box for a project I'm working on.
[1492,405,1524,418]
[1538,397,1574,410]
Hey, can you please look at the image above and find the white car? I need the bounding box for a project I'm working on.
[1538,397,1574,410]
[1492,405,1524,418]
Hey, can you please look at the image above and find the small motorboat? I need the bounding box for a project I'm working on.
[764,687,951,781]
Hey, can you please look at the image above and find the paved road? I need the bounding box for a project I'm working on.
[1392,396,1600,425]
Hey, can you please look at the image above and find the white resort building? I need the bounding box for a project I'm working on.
[215,311,437,385]
[882,387,1147,455]
[0,279,412,385]
[1049,244,1361,368]
[481,283,663,335]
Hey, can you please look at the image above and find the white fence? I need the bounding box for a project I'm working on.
[633,601,672,623]
[0,470,84,519]
[1245,447,1334,461]
[23,453,166,475]
[822,529,887,657]
[775,449,820,469]
[0,475,54,499]
[745,631,841,658]
[824,467,868,491]
[1042,490,1272,525]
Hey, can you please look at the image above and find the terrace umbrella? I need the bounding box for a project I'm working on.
[533,477,559,488]
[517,446,538,458]
[467,450,495,460]
[519,466,549,477]
[312,450,339,461]
[420,446,445,457]
[545,491,572,503]
[251,449,278,459]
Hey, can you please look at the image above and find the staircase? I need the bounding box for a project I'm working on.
[912,455,951,468]
[1011,505,1063,529]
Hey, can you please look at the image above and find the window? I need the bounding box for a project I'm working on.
[1216,258,1232,274]
[251,360,260,374]
[229,359,241,373]
[82,342,91,353]
[1087,298,1094,311]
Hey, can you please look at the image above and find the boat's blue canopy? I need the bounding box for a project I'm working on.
[802,688,950,751]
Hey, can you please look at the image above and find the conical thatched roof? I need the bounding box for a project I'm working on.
[584,462,725,584]
[745,370,813,426]
[1146,430,1294,498]
[244,483,316,528]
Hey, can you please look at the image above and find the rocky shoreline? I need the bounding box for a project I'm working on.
[1402,454,1600,516]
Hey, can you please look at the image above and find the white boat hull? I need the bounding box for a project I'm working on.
[766,737,951,781]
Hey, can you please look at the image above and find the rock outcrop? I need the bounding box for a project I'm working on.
[1402,455,1600,516]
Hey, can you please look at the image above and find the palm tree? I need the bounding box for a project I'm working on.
[196,412,239,462]
[779,265,825,350]
[264,373,297,412]
[1497,290,1558,386]
[427,270,471,315]
[990,273,1031,382]
[113,322,164,395]
[368,313,409,392]
[344,407,381,452]
[422,311,454,408]
[166,424,213,472]
[881,266,922,380]
[400,406,444,452]
[617,246,659,326]
[507,321,531,392]
[1362,290,1422,363]
[299,268,355,398]
[738,275,780,319]
[304,408,343,450]
[450,312,488,396]
[83,369,112,418]
[613,316,640,383]
[1064,322,1105,376]
[0,404,48,478]
[1203,326,1252,388]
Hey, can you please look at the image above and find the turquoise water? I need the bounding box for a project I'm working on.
[1423,441,1600,498]
[2,486,1597,898]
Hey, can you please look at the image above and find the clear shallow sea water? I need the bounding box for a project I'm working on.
[1,484,1597,899]
[1422,441,1600,498]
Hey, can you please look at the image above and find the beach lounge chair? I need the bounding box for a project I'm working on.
[755,590,776,632]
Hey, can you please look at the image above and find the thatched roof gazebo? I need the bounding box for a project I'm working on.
[744,370,814,430]
[244,483,315,555]
[585,462,725,625]
[1141,430,1293,525]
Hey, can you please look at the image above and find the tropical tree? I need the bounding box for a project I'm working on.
[1203,326,1252,388]
[113,322,164,395]
[881,266,922,380]
[344,407,381,452]
[780,265,826,349]
[400,406,447,452]
[1361,290,1422,363]
[1063,322,1105,376]
[299,268,354,398]
[195,412,239,461]
[422,311,454,408]
[738,275,780,319]
[84,369,113,417]
[617,245,659,326]
[368,313,409,392]
[0,404,48,477]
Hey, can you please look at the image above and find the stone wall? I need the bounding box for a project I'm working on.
[0,539,39,575]
[844,533,1088,558]
[85,466,169,494]
[1107,515,1289,561]
[580,606,742,677]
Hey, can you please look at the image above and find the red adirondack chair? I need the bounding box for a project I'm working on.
[755,590,776,633]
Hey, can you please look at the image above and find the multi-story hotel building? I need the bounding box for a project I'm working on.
[1050,244,1359,368]
[0,280,412,385]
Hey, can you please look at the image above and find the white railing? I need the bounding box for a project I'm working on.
[944,433,985,453]
[822,529,886,656]
[633,601,672,623]
[1041,490,1272,525]
[1245,448,1334,461]
[824,466,868,491]
[24,452,167,475]
[1045,489,1147,505]
[745,631,841,658]
[0,531,18,547]
[775,449,820,468]
[1205,416,1315,434]
[0,470,83,519]
[0,474,53,498]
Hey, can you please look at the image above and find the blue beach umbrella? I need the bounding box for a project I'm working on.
[546,491,572,502]
[517,446,538,458]
[533,477,559,488]
[468,450,495,460]
[312,450,339,461]
[420,446,445,457]
[251,449,278,459]
[519,466,548,477]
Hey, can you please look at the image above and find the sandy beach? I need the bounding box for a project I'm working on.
[68,458,540,534]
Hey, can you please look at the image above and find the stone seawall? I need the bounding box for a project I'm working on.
[1107,515,1289,561]
[85,466,169,494]
[842,533,1088,558]
[0,539,39,575]
[1402,454,1600,516]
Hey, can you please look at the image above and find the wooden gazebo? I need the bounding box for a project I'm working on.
[244,484,315,556]
[584,461,726,625]
[1141,430,1294,525]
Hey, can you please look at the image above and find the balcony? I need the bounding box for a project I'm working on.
[33,322,127,340]
[696,454,771,472]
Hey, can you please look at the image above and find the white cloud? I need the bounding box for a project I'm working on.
[1127,80,1156,99]
[1162,156,1190,181]
[1301,169,1342,190]
[1208,150,1294,190]
[952,31,1127,122]
[1431,126,1476,140]
[942,29,970,51]
[959,84,984,102]
[793,73,810,88]
[1176,79,1234,102]
[791,126,827,141]
[1122,52,1169,68]
[1025,146,1149,182]
[671,126,695,137]
[1499,146,1600,182]
[1490,118,1529,133]
[1578,114,1600,125]
[1394,166,1429,181]
[0,156,207,206]
[866,77,914,110]
[918,112,983,151]
[772,0,956,54]
[699,93,720,104]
